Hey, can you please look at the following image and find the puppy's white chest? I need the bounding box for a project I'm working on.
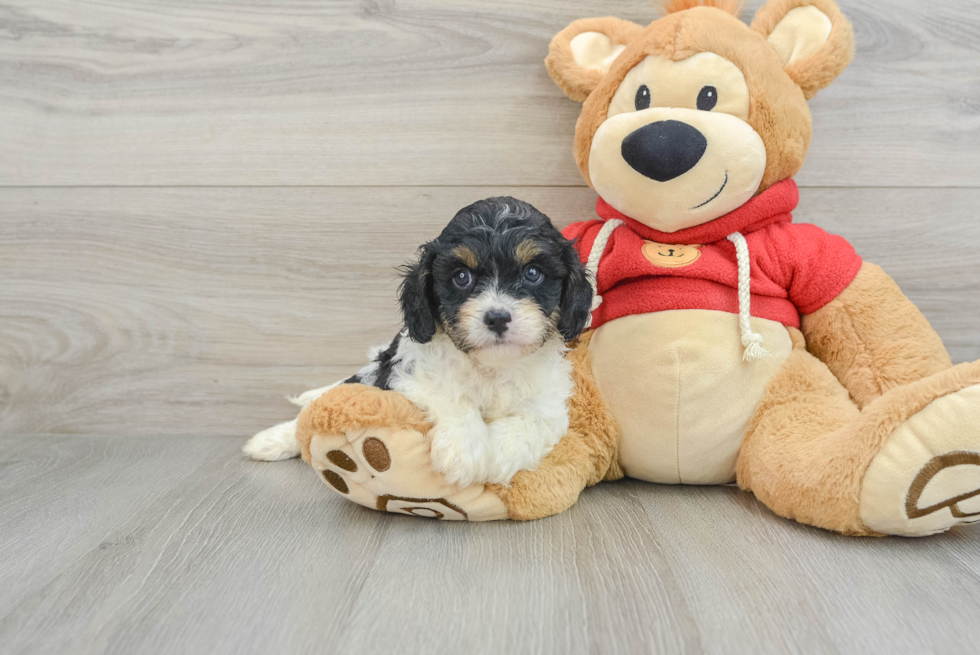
[396,337,573,487]
[478,356,566,418]
[479,382,524,421]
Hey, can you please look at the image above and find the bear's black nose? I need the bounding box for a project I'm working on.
[484,310,511,336]
[621,120,707,182]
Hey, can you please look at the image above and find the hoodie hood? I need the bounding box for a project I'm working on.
[595,179,800,245]
[564,176,862,341]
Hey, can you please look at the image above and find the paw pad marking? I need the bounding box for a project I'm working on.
[906,451,980,519]
[309,427,506,521]
[327,450,358,472]
[377,495,468,520]
[362,437,391,472]
[322,470,349,494]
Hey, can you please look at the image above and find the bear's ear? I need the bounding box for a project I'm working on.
[751,0,855,99]
[546,17,645,103]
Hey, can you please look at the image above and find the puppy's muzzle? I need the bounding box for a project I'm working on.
[621,120,707,182]
[483,310,512,337]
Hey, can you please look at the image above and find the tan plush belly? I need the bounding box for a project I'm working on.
[589,310,793,485]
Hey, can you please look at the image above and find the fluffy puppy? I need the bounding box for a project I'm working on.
[244,197,593,488]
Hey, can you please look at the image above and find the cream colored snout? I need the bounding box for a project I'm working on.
[589,107,766,233]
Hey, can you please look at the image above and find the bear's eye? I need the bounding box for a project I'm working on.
[697,86,718,111]
[635,85,651,111]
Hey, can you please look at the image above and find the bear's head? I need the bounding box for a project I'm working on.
[546,0,854,233]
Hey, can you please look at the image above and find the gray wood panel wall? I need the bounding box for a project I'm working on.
[2,0,979,438]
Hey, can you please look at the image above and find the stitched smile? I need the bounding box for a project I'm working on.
[691,171,728,210]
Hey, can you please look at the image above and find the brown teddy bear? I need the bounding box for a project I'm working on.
[297,0,980,536]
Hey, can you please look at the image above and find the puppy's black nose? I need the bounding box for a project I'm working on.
[484,310,511,336]
[621,120,707,182]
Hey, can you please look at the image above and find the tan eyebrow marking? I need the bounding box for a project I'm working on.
[516,240,542,264]
[452,246,478,268]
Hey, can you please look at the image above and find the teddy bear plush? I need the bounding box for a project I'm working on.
[297,0,980,536]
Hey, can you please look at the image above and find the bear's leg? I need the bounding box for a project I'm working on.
[852,362,980,536]
[739,349,980,536]
[297,384,509,521]
[737,348,863,532]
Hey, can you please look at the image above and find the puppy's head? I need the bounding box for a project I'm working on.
[399,197,592,360]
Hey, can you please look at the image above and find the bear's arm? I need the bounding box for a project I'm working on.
[801,262,952,409]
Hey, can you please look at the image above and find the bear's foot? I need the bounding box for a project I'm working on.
[297,384,509,521]
[861,380,980,536]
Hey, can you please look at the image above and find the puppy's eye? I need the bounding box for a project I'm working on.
[697,86,718,111]
[523,266,544,285]
[452,269,474,289]
[635,85,651,111]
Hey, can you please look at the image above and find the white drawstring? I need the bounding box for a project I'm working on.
[583,219,624,329]
[585,222,768,362]
[727,231,770,362]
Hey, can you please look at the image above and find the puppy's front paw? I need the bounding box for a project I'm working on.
[484,416,564,485]
[428,424,492,488]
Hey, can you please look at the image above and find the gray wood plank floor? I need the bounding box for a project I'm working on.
[1,434,978,655]
[2,0,979,652]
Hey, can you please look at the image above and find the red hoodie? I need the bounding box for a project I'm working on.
[563,180,863,330]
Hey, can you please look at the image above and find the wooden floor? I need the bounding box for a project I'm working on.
[1,0,979,653]
[2,433,979,655]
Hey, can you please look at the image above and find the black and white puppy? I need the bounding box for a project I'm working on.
[244,197,593,487]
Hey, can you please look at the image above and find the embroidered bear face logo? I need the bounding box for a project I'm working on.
[641,241,702,269]
[546,0,855,233]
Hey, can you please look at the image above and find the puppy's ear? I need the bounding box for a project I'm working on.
[399,243,439,343]
[556,237,594,342]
